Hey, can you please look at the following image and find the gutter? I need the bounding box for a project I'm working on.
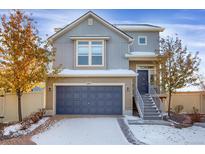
[48,74,136,78]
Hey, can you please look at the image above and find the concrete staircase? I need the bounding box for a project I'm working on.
[141,94,162,120]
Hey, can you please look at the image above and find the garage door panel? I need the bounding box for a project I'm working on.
[56,85,122,115]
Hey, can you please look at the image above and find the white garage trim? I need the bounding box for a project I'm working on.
[53,83,125,115]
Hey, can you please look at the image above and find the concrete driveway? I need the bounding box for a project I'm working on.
[32,117,129,145]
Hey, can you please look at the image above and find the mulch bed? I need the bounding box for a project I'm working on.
[167,112,205,128]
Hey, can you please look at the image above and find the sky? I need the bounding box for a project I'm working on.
[0,9,205,75]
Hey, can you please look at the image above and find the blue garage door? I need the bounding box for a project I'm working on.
[56,86,122,115]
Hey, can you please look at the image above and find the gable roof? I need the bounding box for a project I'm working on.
[48,11,133,42]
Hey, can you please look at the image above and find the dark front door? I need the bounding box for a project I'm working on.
[137,70,149,94]
[56,86,122,115]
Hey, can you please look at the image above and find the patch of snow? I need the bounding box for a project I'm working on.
[32,117,130,145]
[131,51,156,56]
[176,85,203,92]
[3,117,49,136]
[124,115,142,121]
[49,69,136,77]
[129,125,205,145]
[125,51,157,57]
[3,123,22,136]
[116,24,164,32]
[27,117,49,132]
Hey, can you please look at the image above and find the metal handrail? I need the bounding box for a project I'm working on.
[135,88,144,118]
[149,85,163,112]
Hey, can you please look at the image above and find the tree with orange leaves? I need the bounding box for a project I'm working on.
[0,10,56,121]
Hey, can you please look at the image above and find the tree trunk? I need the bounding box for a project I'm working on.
[17,89,22,121]
[168,91,172,117]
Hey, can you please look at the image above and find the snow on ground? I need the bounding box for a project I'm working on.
[124,115,142,121]
[3,123,22,136]
[129,124,205,145]
[26,117,49,132]
[3,117,49,136]
[32,117,129,145]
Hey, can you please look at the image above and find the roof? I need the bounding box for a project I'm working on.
[115,24,165,32]
[125,51,158,58]
[48,11,133,42]
[48,69,136,77]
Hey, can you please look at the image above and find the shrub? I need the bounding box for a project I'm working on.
[20,108,46,130]
[191,107,201,122]
[174,105,184,114]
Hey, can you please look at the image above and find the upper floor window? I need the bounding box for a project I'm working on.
[76,40,104,67]
[138,36,147,45]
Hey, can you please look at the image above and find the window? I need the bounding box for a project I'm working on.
[76,40,104,66]
[88,18,93,25]
[138,36,147,45]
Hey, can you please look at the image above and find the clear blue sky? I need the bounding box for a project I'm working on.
[0,9,205,74]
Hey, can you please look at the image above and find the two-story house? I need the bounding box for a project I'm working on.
[46,11,165,120]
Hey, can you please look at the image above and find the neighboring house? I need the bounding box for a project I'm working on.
[46,11,165,119]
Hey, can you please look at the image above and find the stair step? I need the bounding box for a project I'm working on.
[143,98,153,100]
[144,102,154,104]
[144,113,160,116]
[142,99,153,101]
[144,110,160,113]
[144,110,158,112]
[144,107,156,109]
[136,93,162,120]
[144,109,159,112]
[144,116,162,120]
[144,104,155,106]
[144,107,157,110]
[143,100,153,102]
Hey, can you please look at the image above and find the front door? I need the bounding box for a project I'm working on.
[137,70,149,94]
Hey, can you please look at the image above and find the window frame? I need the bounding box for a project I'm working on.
[76,40,105,67]
[138,36,147,45]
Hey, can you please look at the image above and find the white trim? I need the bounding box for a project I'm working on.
[48,11,133,42]
[76,40,105,67]
[138,36,147,45]
[70,36,110,40]
[49,74,136,77]
[116,25,165,32]
[125,54,158,58]
[53,83,126,115]
[48,69,136,77]
[125,51,158,58]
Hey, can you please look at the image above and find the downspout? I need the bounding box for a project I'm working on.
[128,41,133,53]
[3,95,5,117]
[0,94,5,122]
[200,92,204,113]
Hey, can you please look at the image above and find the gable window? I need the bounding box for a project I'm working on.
[76,40,104,66]
[138,36,147,45]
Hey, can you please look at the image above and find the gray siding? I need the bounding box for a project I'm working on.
[53,15,129,69]
[125,31,159,53]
